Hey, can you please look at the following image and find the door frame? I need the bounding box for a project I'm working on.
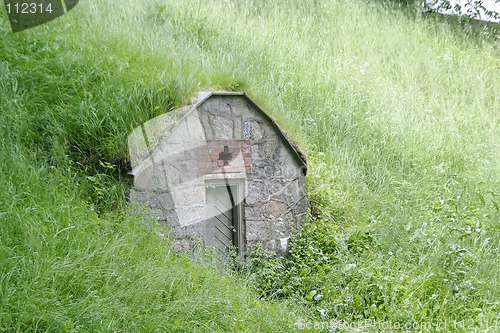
[204,177,245,255]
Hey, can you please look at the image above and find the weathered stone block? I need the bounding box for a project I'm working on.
[246,220,271,242]
[260,200,286,220]
[209,115,234,140]
[244,121,264,141]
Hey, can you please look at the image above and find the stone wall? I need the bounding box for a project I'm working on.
[129,93,308,256]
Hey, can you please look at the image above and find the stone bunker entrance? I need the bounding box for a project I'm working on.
[204,178,244,255]
[128,91,308,256]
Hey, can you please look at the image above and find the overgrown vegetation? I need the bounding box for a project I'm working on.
[1,0,499,332]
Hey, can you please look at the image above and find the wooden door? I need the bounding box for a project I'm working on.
[205,185,236,255]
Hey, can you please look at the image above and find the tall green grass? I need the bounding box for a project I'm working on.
[1,0,499,331]
[0,4,304,332]
[0,161,300,331]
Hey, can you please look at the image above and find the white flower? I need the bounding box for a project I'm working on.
[318,309,327,320]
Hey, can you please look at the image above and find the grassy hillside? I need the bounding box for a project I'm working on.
[1,0,499,332]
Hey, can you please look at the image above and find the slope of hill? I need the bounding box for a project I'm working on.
[1,0,499,331]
